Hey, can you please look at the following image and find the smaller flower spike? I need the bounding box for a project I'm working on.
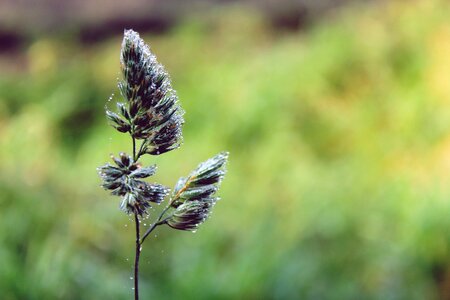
[98,153,169,216]
[166,198,217,231]
[166,152,229,231]
[121,183,169,216]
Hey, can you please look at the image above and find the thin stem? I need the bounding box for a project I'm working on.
[141,206,171,243]
[132,135,146,162]
[141,219,166,244]
[133,212,141,300]
[131,136,141,300]
[132,136,137,161]
[142,176,195,243]
[137,141,146,161]
[130,135,165,298]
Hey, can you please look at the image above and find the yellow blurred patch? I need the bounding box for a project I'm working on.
[427,25,450,105]
[431,133,450,181]
[27,39,58,74]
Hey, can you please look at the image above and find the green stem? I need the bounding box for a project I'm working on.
[132,136,140,300]
[132,136,137,161]
[136,141,146,161]
[141,205,171,243]
[133,212,141,300]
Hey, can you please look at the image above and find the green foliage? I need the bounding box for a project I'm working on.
[0,0,450,299]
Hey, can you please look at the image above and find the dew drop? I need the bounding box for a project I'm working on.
[130,277,133,280]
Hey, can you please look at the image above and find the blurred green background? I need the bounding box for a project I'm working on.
[1,0,450,299]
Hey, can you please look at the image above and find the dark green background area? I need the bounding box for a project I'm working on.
[0,1,449,299]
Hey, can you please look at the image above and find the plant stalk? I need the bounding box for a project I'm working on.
[141,217,166,244]
[130,135,168,299]
[132,136,140,300]
[134,212,141,300]
[132,136,137,161]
